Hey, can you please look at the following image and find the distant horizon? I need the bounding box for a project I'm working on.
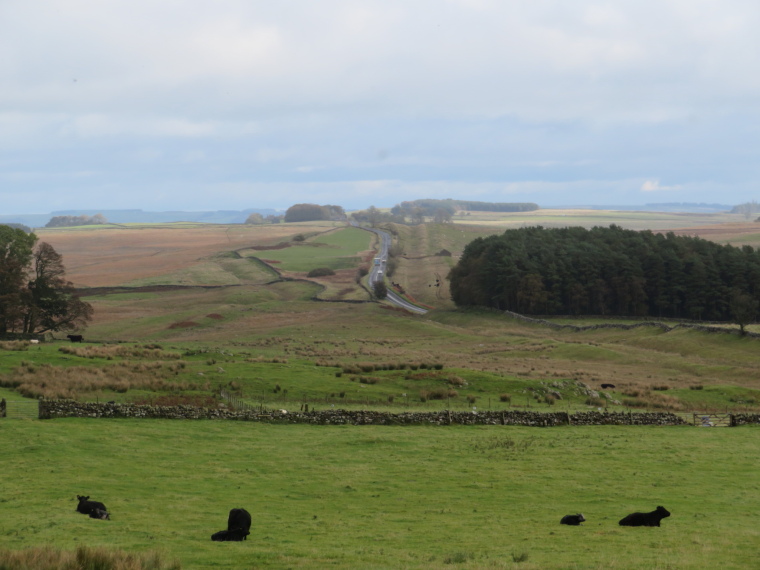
[1,200,740,217]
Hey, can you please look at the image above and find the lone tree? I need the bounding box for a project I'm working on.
[0,226,93,336]
[730,290,759,336]
[373,280,388,300]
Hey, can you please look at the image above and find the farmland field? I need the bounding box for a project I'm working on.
[4,210,760,568]
[1,420,759,569]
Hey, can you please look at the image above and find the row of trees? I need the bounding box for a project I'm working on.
[0,226,92,336]
[283,204,346,223]
[391,199,539,218]
[448,225,760,323]
[244,213,284,224]
[45,214,108,228]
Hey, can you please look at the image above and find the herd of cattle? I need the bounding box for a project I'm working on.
[77,494,668,543]
[76,496,251,541]
[561,506,671,527]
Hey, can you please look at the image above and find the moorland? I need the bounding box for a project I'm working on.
[2,208,760,569]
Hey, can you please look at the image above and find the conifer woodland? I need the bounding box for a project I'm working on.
[447,225,760,320]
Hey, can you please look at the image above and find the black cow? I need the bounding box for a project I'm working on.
[560,513,585,525]
[211,508,251,542]
[89,508,110,520]
[601,383,616,389]
[76,495,107,516]
[211,528,248,541]
[619,506,670,527]
[67,334,83,343]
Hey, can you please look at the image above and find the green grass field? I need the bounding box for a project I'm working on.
[240,227,372,273]
[1,420,758,569]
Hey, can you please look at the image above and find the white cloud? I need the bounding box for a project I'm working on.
[641,180,683,192]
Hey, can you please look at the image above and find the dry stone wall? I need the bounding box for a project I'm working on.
[732,414,760,426]
[38,400,689,426]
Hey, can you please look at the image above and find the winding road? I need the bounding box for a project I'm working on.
[360,225,428,314]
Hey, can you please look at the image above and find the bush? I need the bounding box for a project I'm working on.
[0,545,181,570]
[373,280,388,299]
[307,267,335,278]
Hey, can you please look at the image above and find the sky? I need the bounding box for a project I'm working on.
[2,0,760,214]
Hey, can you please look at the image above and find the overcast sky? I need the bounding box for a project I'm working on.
[2,0,760,214]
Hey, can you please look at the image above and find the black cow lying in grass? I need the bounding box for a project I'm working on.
[76,495,109,519]
[601,383,616,389]
[211,528,249,541]
[560,513,585,525]
[619,506,670,527]
[211,508,251,541]
[67,334,83,343]
[89,508,110,520]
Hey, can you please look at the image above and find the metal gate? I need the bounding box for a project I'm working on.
[1,400,39,419]
[694,413,733,427]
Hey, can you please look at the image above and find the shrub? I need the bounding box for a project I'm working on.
[0,341,29,351]
[0,545,181,570]
[307,267,335,278]
[443,552,474,564]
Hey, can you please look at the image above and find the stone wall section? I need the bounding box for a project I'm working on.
[39,400,693,426]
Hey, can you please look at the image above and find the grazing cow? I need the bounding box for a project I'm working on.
[89,508,110,520]
[211,508,251,542]
[560,513,585,525]
[601,383,616,389]
[67,334,83,343]
[76,495,107,516]
[619,506,670,527]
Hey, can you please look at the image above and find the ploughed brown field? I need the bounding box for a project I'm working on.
[36,223,340,288]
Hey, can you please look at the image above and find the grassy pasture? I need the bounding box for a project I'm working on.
[451,209,745,232]
[239,227,373,273]
[1,420,759,569]
[4,310,760,412]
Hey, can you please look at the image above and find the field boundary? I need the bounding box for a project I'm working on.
[503,310,760,338]
[32,399,760,426]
